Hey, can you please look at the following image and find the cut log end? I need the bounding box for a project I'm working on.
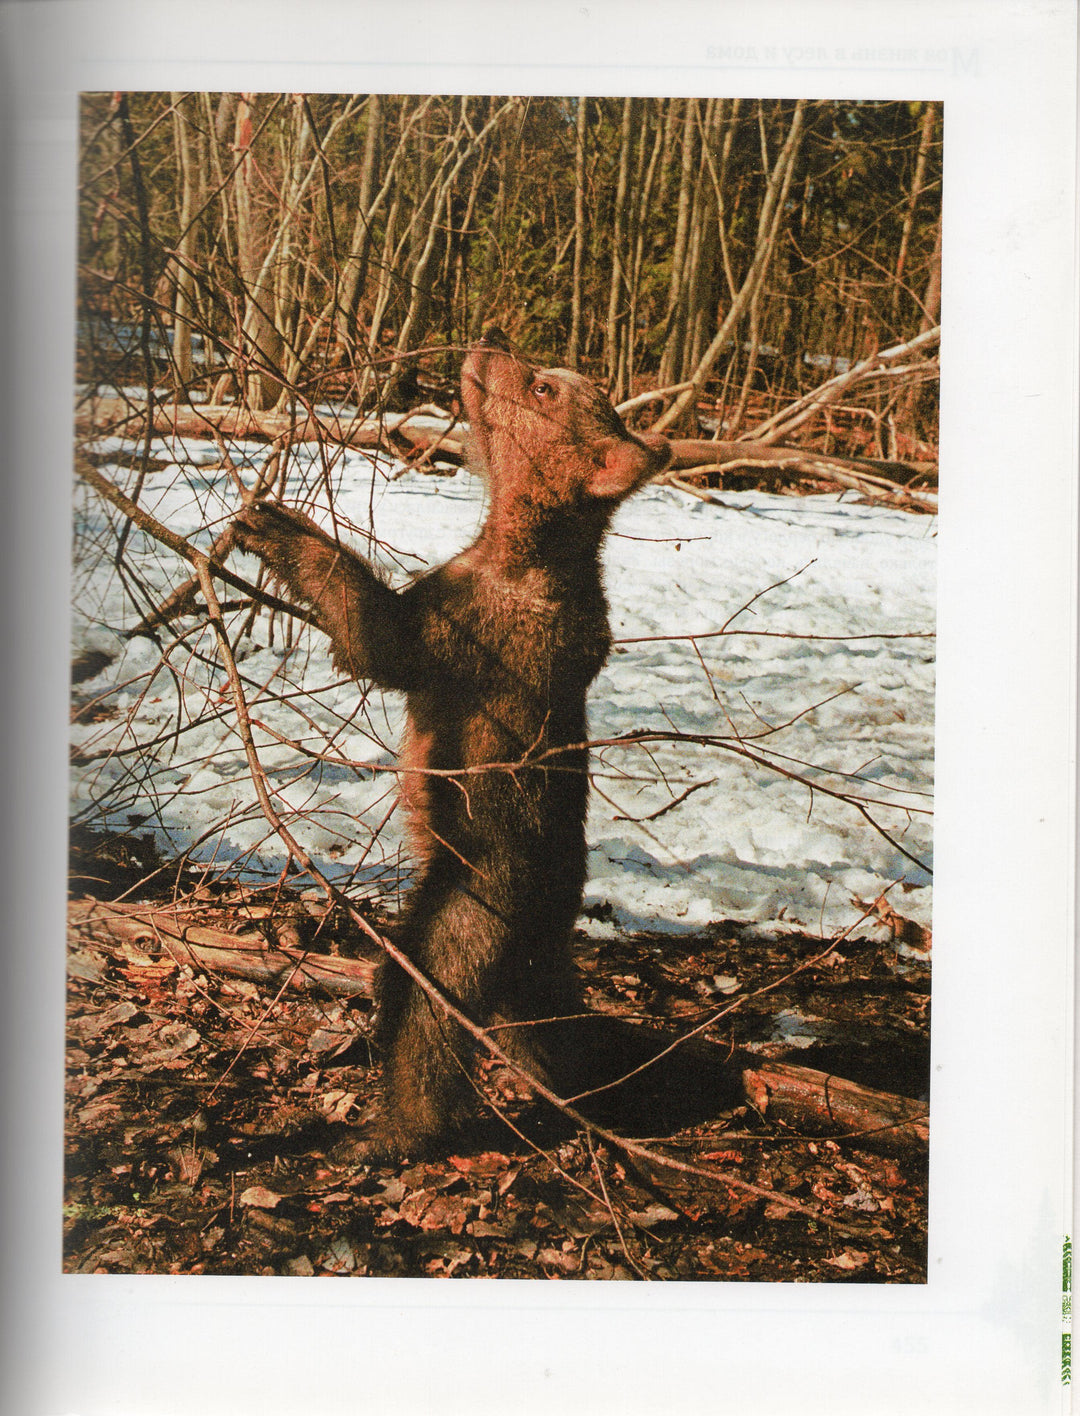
[741,1059,928,1158]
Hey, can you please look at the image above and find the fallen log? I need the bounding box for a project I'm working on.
[68,897,376,999]
[665,437,933,487]
[75,396,468,465]
[741,1059,928,1158]
[657,454,936,512]
[77,396,383,449]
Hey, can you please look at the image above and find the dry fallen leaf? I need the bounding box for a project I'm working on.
[239,1185,283,1210]
[825,1249,870,1271]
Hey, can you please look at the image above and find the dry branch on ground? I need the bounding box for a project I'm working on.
[69,898,376,999]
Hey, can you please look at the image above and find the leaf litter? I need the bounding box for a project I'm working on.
[65,867,928,1282]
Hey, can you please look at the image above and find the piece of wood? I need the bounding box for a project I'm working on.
[664,437,932,486]
[68,897,376,999]
[741,1059,928,1158]
[614,380,695,415]
[656,453,936,512]
[76,397,469,464]
[79,397,379,448]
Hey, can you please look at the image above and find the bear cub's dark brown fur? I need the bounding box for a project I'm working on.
[232,330,671,1158]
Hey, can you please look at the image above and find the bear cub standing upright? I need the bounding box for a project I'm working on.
[231,329,671,1158]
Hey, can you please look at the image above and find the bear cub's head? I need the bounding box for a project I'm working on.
[462,328,671,510]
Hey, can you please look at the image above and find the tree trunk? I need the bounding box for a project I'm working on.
[627,101,663,394]
[232,95,284,409]
[333,92,382,351]
[654,96,682,213]
[890,102,937,324]
[389,99,517,400]
[654,100,807,433]
[70,899,376,1000]
[919,212,942,332]
[452,133,492,349]
[309,95,436,369]
[603,96,634,399]
[567,95,589,367]
[359,189,402,404]
[683,98,721,376]
[657,99,698,388]
[169,93,199,396]
[273,97,315,400]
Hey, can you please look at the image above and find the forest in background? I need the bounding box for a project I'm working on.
[76,93,941,459]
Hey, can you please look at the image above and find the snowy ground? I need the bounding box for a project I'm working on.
[72,430,935,939]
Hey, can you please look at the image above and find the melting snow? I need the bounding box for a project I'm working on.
[71,437,935,938]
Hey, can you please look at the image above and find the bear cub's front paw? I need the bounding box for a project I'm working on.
[231,500,302,556]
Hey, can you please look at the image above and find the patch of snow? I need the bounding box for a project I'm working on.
[70,437,934,938]
[743,1007,824,1052]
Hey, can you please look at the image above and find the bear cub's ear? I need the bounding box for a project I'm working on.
[588,431,672,500]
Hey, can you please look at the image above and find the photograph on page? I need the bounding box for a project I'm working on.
[67,89,937,1282]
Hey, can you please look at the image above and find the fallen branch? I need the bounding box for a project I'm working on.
[79,396,381,450]
[664,437,933,487]
[615,380,695,415]
[69,897,376,998]
[654,473,720,504]
[76,396,467,464]
[657,454,936,511]
[742,1060,928,1159]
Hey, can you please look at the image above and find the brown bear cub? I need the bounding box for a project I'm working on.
[231,330,671,1158]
